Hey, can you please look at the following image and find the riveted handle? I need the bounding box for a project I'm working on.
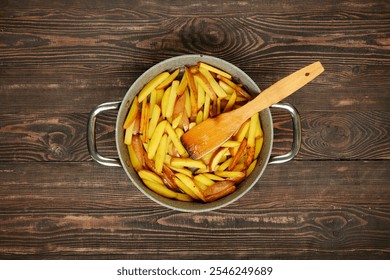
[87,101,121,167]
[269,103,301,164]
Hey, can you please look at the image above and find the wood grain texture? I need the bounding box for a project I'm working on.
[0,0,389,260]
[0,161,389,259]
[1,1,389,113]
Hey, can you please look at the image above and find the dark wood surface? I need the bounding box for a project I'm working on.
[0,0,389,259]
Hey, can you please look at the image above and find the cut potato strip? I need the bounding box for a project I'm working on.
[138,169,164,185]
[221,140,240,148]
[247,113,258,148]
[165,122,188,157]
[155,134,168,174]
[147,120,167,159]
[228,138,247,171]
[124,121,135,145]
[165,80,179,119]
[175,173,206,202]
[177,72,188,96]
[173,177,199,200]
[198,67,227,99]
[198,62,232,80]
[194,174,215,187]
[171,158,206,169]
[123,96,139,129]
[246,159,257,176]
[217,75,253,100]
[214,171,245,182]
[156,69,179,90]
[138,72,170,102]
[148,104,161,139]
[127,144,143,171]
[219,80,235,95]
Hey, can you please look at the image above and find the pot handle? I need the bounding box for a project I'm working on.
[268,103,301,164]
[87,101,122,167]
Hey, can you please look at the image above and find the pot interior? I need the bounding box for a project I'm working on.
[116,54,273,212]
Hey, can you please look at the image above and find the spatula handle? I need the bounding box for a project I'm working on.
[236,61,324,120]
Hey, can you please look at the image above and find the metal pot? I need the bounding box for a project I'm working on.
[87,54,301,212]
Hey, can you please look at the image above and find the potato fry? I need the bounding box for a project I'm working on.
[175,173,206,202]
[161,164,179,191]
[143,179,177,199]
[156,69,179,90]
[194,74,216,100]
[124,121,135,145]
[203,173,225,181]
[246,159,257,176]
[155,88,164,105]
[147,104,161,139]
[194,174,215,187]
[155,134,168,174]
[255,114,263,138]
[165,122,188,157]
[184,88,191,118]
[234,120,250,142]
[175,192,194,202]
[185,67,198,120]
[194,180,208,191]
[214,171,245,183]
[197,80,206,110]
[198,62,232,80]
[203,92,211,120]
[203,180,236,202]
[217,75,253,100]
[171,113,182,129]
[228,138,247,171]
[138,169,164,185]
[254,136,263,159]
[221,140,240,148]
[123,96,139,129]
[177,71,188,96]
[173,177,199,200]
[245,146,255,167]
[127,144,143,171]
[223,91,237,112]
[131,135,145,169]
[138,72,170,103]
[247,113,258,148]
[165,80,179,119]
[132,110,141,135]
[140,99,149,143]
[217,157,233,171]
[161,86,171,118]
[219,80,235,95]
[173,93,186,120]
[169,165,193,177]
[195,110,203,124]
[198,67,227,99]
[209,147,229,172]
[171,157,206,169]
[147,120,167,159]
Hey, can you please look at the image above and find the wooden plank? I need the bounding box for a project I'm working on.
[1,0,389,16]
[1,3,389,113]
[1,110,389,162]
[0,161,389,259]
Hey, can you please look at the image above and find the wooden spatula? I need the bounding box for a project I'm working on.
[181,61,324,159]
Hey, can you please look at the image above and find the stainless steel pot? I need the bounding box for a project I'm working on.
[87,54,301,212]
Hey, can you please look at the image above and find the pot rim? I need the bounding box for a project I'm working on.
[114,54,275,212]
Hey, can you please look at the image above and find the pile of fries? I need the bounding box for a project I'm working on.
[123,62,263,203]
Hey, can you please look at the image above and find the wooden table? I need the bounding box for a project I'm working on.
[1,0,389,259]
